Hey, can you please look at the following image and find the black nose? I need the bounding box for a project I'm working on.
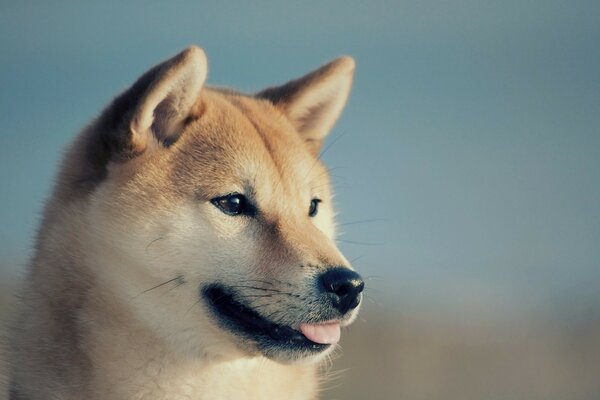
[318,267,365,314]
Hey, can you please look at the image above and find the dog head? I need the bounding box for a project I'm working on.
[67,47,362,363]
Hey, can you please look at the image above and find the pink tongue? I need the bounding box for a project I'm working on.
[299,322,341,344]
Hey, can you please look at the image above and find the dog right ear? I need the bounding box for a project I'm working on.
[100,46,207,159]
[257,56,354,155]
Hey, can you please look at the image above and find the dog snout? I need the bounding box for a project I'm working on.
[318,267,364,314]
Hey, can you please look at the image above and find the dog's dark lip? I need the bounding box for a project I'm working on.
[202,283,330,354]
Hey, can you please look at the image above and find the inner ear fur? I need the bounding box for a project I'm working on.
[101,46,207,160]
[257,56,355,154]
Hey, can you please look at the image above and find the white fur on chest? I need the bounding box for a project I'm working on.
[82,310,316,400]
[88,353,315,400]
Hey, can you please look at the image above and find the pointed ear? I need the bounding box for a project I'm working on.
[103,46,207,158]
[257,57,355,154]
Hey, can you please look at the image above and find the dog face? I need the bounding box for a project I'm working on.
[78,47,362,363]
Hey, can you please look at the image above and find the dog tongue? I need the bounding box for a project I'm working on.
[299,322,341,344]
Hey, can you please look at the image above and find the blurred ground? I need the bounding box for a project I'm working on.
[328,302,600,400]
[0,275,17,399]
[2,277,599,400]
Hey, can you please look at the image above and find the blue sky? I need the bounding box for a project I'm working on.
[1,0,599,320]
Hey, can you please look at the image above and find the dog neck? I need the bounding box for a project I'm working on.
[81,295,318,399]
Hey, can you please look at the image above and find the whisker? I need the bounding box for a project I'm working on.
[160,280,186,297]
[337,218,387,227]
[132,276,182,298]
[185,299,202,314]
[317,130,348,162]
[304,130,349,182]
[362,275,385,281]
[325,165,348,173]
[238,278,295,288]
[227,285,282,293]
[337,239,384,246]
[363,294,384,308]
[263,303,304,321]
[236,279,277,287]
[310,175,348,190]
[145,236,164,251]
[311,166,347,181]
[242,292,299,298]
[349,255,365,264]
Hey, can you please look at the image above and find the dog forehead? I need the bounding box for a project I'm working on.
[170,91,322,196]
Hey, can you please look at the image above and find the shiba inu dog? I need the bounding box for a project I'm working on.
[8,46,363,399]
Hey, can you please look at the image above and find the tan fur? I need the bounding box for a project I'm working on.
[9,46,358,399]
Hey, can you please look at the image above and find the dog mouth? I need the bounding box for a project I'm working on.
[202,284,338,357]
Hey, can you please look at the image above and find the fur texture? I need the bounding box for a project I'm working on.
[9,46,359,400]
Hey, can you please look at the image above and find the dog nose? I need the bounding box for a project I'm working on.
[318,267,365,314]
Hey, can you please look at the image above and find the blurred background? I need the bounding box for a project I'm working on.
[1,0,599,398]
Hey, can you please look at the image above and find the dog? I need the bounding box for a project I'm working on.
[8,46,363,399]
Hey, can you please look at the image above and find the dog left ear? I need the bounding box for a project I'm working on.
[99,46,208,160]
[128,46,208,153]
[257,57,355,154]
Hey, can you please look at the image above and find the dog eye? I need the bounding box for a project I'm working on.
[308,198,321,217]
[211,193,253,216]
